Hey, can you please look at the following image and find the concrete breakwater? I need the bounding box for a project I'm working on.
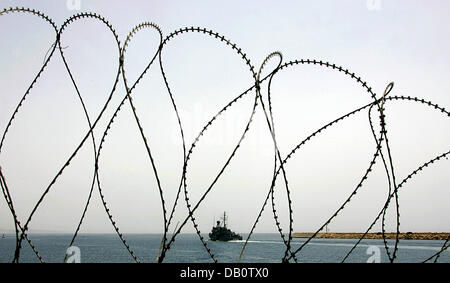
[292,232,450,240]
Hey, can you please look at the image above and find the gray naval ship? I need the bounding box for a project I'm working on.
[209,212,242,241]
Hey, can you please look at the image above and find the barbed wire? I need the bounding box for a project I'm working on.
[0,7,448,263]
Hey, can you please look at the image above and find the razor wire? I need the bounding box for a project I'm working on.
[0,7,449,263]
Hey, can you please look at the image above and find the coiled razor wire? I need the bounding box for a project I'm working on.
[0,7,448,263]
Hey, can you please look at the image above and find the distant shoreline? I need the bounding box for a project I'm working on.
[1,232,449,240]
[293,232,450,240]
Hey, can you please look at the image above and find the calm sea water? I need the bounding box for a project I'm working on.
[0,233,448,263]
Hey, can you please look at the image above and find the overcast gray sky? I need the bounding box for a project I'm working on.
[0,0,449,235]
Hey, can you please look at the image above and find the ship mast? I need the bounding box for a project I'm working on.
[222,211,227,228]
